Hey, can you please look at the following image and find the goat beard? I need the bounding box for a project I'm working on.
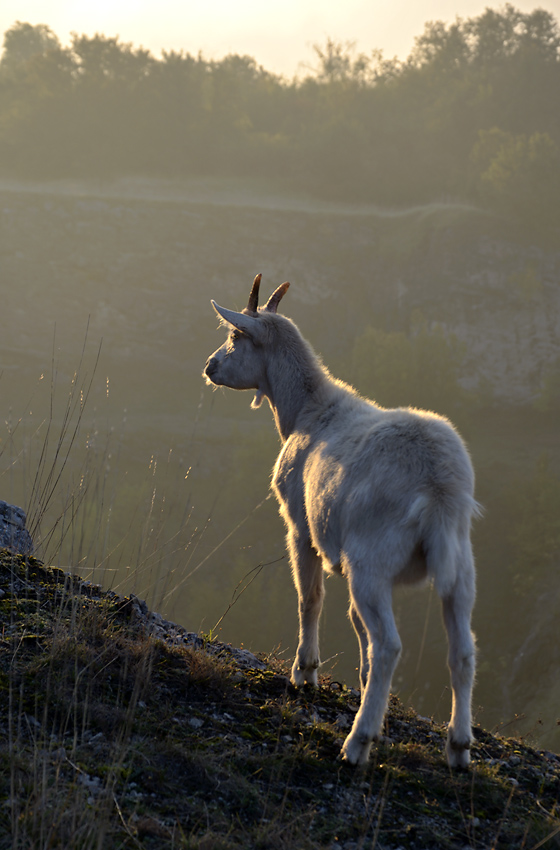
[251,390,265,409]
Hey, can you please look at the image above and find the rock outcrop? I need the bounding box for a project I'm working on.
[0,501,33,555]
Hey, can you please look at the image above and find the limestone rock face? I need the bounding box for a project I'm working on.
[0,501,33,555]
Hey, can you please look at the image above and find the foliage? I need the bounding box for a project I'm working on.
[1,7,560,227]
[0,21,60,75]
[471,128,560,227]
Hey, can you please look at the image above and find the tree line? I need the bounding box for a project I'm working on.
[1,6,560,226]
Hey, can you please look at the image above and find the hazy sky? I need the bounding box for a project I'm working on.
[1,0,560,76]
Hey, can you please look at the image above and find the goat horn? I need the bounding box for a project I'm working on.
[264,282,290,313]
[246,273,262,313]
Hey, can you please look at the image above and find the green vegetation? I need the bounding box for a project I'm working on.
[1,549,559,849]
[1,6,560,229]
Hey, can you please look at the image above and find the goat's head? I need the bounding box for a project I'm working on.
[203,274,290,408]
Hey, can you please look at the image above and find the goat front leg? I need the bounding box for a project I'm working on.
[288,532,325,687]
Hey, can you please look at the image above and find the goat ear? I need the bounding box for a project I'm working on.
[211,301,261,338]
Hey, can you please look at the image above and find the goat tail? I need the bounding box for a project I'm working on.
[406,493,480,598]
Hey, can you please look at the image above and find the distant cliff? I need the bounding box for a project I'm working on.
[1,178,557,407]
[366,216,560,406]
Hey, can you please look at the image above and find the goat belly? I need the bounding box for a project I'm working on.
[307,506,344,573]
[304,451,345,570]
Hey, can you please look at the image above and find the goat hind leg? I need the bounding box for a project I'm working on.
[342,581,402,765]
[442,553,476,768]
[289,534,324,687]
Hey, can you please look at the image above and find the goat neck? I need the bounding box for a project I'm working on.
[261,319,330,442]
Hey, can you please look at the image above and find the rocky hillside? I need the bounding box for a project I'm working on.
[1,550,559,850]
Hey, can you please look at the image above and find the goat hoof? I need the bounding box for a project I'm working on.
[446,736,472,769]
[340,733,373,766]
[291,663,319,688]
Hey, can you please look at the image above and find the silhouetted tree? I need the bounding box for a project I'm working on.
[0,6,559,226]
[0,21,60,75]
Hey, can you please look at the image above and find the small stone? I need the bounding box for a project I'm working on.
[130,594,148,614]
[230,672,245,683]
[89,732,104,744]
[229,647,266,670]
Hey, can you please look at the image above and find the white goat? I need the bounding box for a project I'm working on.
[203,274,479,768]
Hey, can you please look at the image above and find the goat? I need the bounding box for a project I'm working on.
[203,274,479,768]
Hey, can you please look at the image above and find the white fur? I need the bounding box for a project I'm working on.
[204,280,479,768]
